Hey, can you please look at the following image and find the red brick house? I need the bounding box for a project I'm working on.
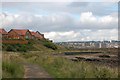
[30,31,44,40]
[30,31,37,39]
[0,28,8,39]
[8,29,32,40]
[36,31,44,39]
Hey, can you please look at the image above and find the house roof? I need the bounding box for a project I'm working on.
[36,31,44,36]
[9,29,29,36]
[30,31,43,38]
[0,29,8,34]
[31,32,36,36]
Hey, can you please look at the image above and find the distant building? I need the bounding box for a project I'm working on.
[55,40,120,49]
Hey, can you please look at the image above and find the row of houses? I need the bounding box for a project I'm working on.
[0,28,44,40]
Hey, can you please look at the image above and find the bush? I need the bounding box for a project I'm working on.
[43,41,57,50]
[5,44,27,52]
[28,41,33,45]
[6,45,16,52]
[16,44,21,47]
[17,45,27,52]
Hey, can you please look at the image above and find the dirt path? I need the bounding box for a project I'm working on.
[23,63,52,78]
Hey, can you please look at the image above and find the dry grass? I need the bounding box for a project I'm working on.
[2,47,118,78]
[2,52,24,78]
[22,52,118,78]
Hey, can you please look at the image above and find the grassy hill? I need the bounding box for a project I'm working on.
[2,39,63,52]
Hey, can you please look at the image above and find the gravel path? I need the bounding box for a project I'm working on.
[23,63,52,78]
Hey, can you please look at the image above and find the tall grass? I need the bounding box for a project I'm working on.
[2,53,24,78]
[2,61,24,78]
[23,52,118,78]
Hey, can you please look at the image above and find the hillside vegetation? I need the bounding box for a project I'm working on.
[21,52,118,78]
[2,39,119,78]
[2,39,61,78]
[2,39,59,52]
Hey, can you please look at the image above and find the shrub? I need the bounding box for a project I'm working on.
[43,41,57,50]
[17,45,27,52]
[16,44,21,47]
[28,41,33,45]
[6,45,16,52]
[4,44,27,52]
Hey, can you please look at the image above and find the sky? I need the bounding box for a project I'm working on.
[0,0,119,42]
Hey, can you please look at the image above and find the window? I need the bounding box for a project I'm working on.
[26,32,29,39]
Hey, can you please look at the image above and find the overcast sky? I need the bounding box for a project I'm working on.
[0,0,119,42]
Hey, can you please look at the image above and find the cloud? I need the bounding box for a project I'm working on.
[1,0,119,2]
[44,31,80,42]
[68,2,89,7]
[44,29,118,42]
[0,12,75,32]
[1,2,118,41]
[67,2,118,16]
[80,12,97,23]
[2,2,117,16]
[76,12,118,29]
[0,12,118,31]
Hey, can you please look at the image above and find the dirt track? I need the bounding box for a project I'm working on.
[23,63,52,78]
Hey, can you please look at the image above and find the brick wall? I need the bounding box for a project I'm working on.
[1,39,28,44]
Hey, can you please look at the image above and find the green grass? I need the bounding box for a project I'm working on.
[22,52,118,78]
[2,53,24,78]
[2,43,37,52]
[2,61,24,78]
[2,39,118,78]
[2,50,118,78]
[2,39,61,52]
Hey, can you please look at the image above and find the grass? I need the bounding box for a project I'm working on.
[22,52,118,78]
[1,39,62,78]
[2,39,118,78]
[2,43,38,52]
[2,52,24,78]
[2,61,24,78]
